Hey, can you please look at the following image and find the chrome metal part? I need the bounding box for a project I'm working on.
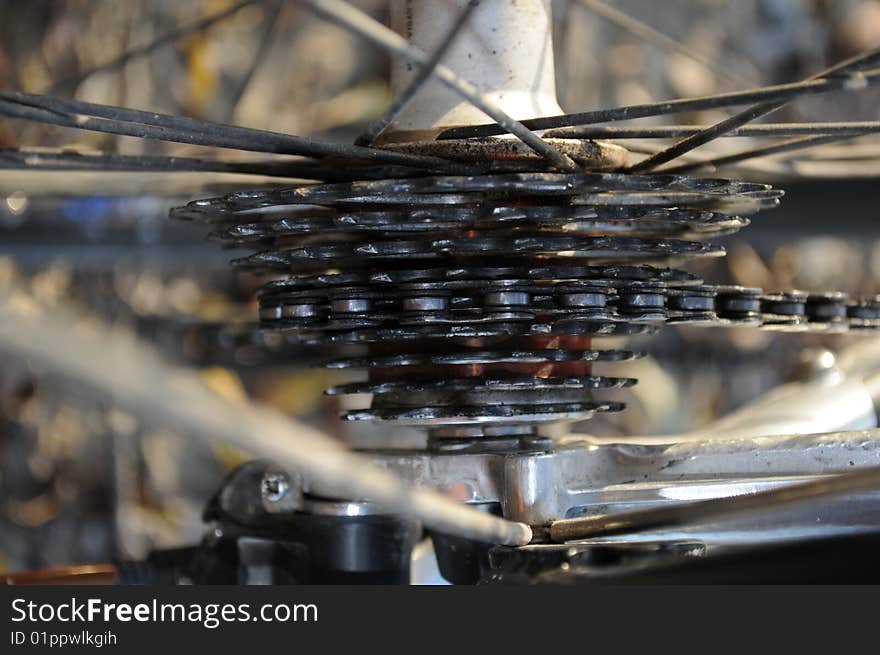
[351,428,880,547]
[693,375,879,438]
[260,471,291,503]
[299,498,388,517]
[548,464,880,542]
[386,0,563,136]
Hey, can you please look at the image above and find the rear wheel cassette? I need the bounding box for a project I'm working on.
[173,170,876,439]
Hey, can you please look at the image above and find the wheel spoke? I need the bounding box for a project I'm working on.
[0,91,464,170]
[47,0,262,95]
[546,121,880,140]
[221,0,286,123]
[663,134,864,174]
[437,64,880,139]
[356,0,478,146]
[628,46,880,173]
[573,0,754,88]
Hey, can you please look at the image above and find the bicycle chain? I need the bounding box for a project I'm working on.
[256,272,880,339]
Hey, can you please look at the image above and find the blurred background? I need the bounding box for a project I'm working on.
[1,0,880,573]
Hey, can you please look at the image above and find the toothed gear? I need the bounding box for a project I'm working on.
[173,171,880,438]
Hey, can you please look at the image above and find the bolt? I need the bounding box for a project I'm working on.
[791,347,838,382]
[260,472,289,503]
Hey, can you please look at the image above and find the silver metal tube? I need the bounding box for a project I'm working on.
[387,0,563,133]
[679,343,880,440]
[548,465,880,542]
[303,0,575,169]
[691,374,878,439]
